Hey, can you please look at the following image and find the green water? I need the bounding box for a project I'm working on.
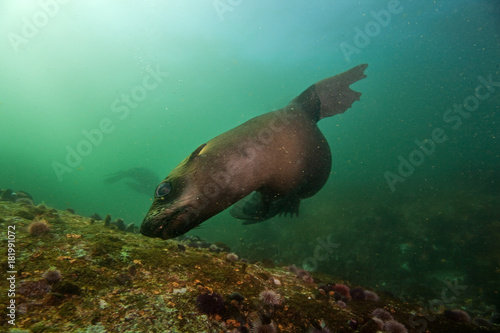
[1,0,499,306]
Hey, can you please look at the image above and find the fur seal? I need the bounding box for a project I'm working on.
[141,64,368,239]
[104,167,159,197]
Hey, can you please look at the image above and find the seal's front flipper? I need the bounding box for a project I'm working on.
[273,195,300,218]
[230,191,272,224]
[230,192,301,225]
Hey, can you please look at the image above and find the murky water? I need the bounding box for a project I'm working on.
[1,0,499,307]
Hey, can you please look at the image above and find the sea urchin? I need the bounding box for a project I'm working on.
[28,220,51,235]
[259,290,282,306]
[196,292,225,315]
[42,268,62,284]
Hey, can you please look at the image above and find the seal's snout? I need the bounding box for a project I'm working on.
[141,204,195,240]
[139,215,158,237]
[140,206,167,237]
[141,217,171,239]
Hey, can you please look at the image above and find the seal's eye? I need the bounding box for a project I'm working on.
[155,182,171,198]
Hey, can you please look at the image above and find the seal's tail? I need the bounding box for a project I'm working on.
[290,64,368,122]
[103,172,125,184]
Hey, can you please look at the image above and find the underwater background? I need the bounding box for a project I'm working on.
[1,0,499,311]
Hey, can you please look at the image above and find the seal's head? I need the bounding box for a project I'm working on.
[140,181,193,239]
[140,144,209,239]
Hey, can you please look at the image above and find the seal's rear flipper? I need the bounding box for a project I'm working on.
[103,172,125,184]
[230,191,301,225]
[291,64,368,122]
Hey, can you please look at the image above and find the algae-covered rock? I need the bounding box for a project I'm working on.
[0,200,497,333]
[14,209,35,220]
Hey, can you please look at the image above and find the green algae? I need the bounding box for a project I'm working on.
[58,302,77,317]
